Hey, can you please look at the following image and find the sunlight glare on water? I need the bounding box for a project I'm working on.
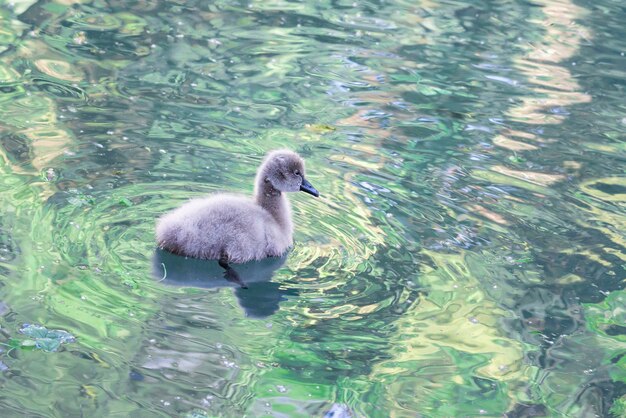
[0,0,625,417]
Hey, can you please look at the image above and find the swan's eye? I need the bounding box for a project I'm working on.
[294,170,301,176]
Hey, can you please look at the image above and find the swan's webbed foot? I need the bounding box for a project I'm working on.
[219,256,248,289]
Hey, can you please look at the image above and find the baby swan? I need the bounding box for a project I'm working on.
[156,149,319,263]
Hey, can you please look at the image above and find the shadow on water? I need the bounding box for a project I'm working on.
[152,248,296,318]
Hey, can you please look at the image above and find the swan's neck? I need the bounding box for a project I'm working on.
[254,176,293,233]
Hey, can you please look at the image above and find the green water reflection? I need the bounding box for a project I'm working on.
[0,0,624,416]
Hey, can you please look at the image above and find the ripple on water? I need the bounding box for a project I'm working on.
[64,14,124,31]
[31,78,87,101]
[33,59,83,82]
[40,146,393,337]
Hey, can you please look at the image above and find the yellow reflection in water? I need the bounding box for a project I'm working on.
[372,251,529,413]
[492,135,538,151]
[34,59,84,82]
[481,0,591,221]
[508,0,592,124]
[491,165,565,187]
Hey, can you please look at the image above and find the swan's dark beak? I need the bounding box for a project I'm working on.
[300,178,320,197]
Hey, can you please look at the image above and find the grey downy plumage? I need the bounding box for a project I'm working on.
[156,149,319,263]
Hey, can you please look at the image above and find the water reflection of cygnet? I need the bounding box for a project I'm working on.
[152,249,296,318]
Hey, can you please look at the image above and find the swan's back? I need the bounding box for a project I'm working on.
[156,194,290,262]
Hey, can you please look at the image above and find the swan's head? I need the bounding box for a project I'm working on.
[261,149,319,197]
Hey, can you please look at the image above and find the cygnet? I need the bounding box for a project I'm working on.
[156,149,319,264]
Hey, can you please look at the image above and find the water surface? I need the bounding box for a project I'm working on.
[0,0,625,416]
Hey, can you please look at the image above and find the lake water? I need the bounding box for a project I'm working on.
[0,0,624,417]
